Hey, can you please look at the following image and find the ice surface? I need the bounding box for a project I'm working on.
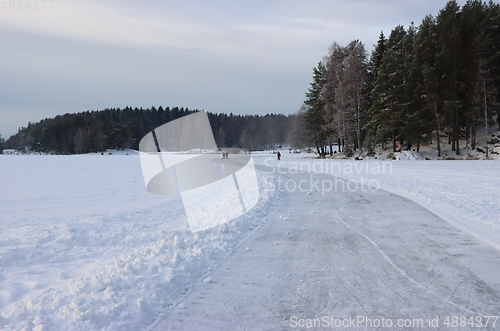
[1,152,499,330]
[254,153,500,251]
[150,165,500,330]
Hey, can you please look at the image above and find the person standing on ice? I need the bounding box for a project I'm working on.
[277,151,281,161]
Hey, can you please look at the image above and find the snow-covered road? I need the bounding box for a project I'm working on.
[149,169,500,330]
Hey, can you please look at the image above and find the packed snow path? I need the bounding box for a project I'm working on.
[149,170,500,331]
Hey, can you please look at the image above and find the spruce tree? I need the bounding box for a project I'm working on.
[460,1,488,149]
[366,26,411,151]
[486,1,500,131]
[365,32,387,106]
[404,23,431,152]
[304,62,328,156]
[414,15,443,155]
[437,0,464,154]
[363,32,386,148]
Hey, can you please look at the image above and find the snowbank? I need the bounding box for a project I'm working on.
[393,150,423,160]
[0,155,278,331]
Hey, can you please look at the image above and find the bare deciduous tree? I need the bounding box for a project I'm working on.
[323,40,367,156]
[74,128,89,154]
[288,106,314,149]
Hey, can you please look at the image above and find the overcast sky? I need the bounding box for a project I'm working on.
[0,0,467,138]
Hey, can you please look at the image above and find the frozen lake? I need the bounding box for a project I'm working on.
[0,153,499,330]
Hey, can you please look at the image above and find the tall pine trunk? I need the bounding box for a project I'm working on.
[433,96,441,157]
[484,76,489,158]
[455,108,460,155]
[392,133,396,153]
[472,126,476,150]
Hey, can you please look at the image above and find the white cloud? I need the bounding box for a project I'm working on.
[1,1,211,47]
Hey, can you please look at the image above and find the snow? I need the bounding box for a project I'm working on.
[0,154,277,330]
[393,150,424,160]
[0,152,499,330]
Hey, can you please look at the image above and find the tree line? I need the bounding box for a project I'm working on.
[3,107,294,154]
[295,0,500,157]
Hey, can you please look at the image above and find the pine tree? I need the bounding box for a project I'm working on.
[365,32,387,108]
[366,25,411,151]
[403,23,431,152]
[437,0,464,154]
[363,32,386,148]
[460,1,489,150]
[485,1,500,132]
[414,15,443,155]
[304,62,328,156]
[0,134,4,153]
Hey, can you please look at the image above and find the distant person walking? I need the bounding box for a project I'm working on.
[277,151,281,161]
